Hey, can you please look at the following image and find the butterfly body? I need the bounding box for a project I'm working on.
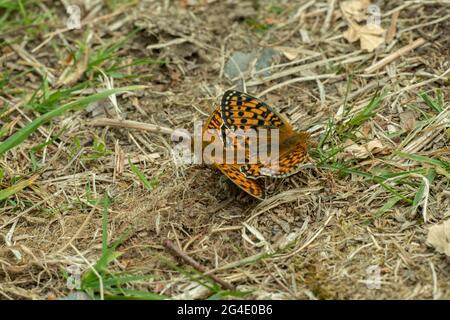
[202,90,310,199]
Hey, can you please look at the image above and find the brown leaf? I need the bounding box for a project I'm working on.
[427,220,450,256]
[358,24,386,51]
[343,26,360,42]
[340,0,385,52]
[340,0,370,22]
[341,139,389,159]
[360,122,372,138]
[399,111,417,132]
[56,49,88,86]
[275,46,301,60]
[343,23,385,52]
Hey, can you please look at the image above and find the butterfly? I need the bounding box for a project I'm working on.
[202,90,310,199]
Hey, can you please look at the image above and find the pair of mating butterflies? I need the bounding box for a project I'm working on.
[201,90,310,199]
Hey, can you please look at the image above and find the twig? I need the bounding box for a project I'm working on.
[266,22,303,47]
[0,188,60,231]
[32,5,131,53]
[256,73,340,97]
[89,118,176,136]
[10,43,56,84]
[147,35,218,52]
[398,13,450,37]
[163,239,235,291]
[385,10,400,44]
[146,38,188,50]
[364,38,427,73]
[267,0,314,31]
[247,52,369,87]
[429,261,440,300]
[322,0,336,32]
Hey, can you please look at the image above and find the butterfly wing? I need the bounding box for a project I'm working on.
[203,107,265,199]
[204,108,223,130]
[215,163,264,199]
[220,90,294,158]
[202,92,309,197]
[221,90,287,131]
[240,132,309,178]
[240,150,307,178]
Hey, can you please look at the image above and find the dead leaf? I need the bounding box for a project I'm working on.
[275,46,301,60]
[360,122,372,138]
[340,0,386,52]
[343,25,360,42]
[399,111,416,132]
[56,48,88,87]
[342,139,389,159]
[343,23,385,52]
[359,24,386,51]
[340,0,370,22]
[426,219,450,256]
[86,101,114,118]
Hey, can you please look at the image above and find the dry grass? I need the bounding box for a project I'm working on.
[0,0,449,300]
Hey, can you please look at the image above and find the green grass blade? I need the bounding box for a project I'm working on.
[128,158,159,191]
[396,151,450,173]
[0,174,38,201]
[0,86,143,156]
[104,289,167,300]
[347,91,382,127]
[319,163,413,204]
[419,92,443,113]
[364,196,402,225]
[412,169,436,211]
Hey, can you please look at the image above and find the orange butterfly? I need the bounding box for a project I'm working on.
[202,90,310,199]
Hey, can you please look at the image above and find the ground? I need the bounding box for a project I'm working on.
[0,0,449,300]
